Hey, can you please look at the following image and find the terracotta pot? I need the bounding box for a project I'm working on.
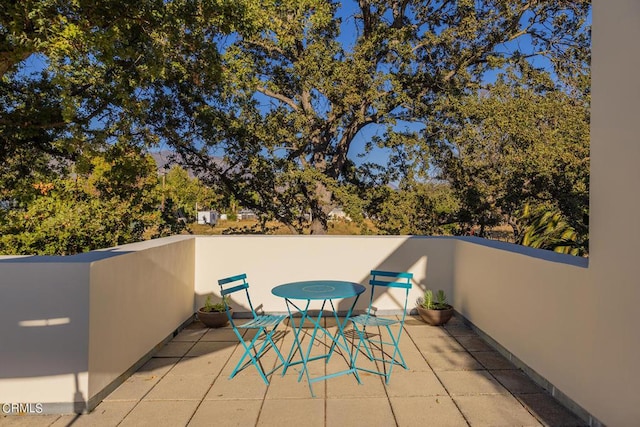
[416,305,453,326]
[197,308,231,328]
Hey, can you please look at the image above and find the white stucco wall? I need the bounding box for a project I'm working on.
[0,260,91,410]
[194,235,455,315]
[87,236,195,398]
[0,236,195,413]
[451,239,594,418]
[584,1,640,424]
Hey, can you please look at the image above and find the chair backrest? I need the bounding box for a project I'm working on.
[366,270,413,319]
[218,273,258,322]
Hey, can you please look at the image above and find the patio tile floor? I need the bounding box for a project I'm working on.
[1,315,587,426]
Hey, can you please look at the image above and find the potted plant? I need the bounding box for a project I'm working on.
[197,295,231,328]
[416,289,454,326]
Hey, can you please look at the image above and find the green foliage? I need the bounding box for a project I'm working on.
[161,165,221,221]
[0,144,183,255]
[1,0,591,256]
[1,0,256,197]
[202,295,229,313]
[0,1,250,254]
[426,66,590,243]
[516,204,588,256]
[366,182,459,235]
[418,289,451,310]
[171,0,590,236]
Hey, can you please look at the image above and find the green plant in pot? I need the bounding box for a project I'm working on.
[416,289,454,326]
[197,295,232,328]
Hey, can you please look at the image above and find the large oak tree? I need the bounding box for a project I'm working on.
[169,0,590,234]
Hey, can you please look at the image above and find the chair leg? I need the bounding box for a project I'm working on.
[382,325,408,384]
[231,327,284,385]
[352,324,375,361]
[350,323,409,384]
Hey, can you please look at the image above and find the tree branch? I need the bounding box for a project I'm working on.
[256,86,299,111]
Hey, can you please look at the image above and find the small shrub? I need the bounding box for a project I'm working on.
[201,295,228,312]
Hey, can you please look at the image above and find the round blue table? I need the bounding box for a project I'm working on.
[272,280,366,301]
[271,280,366,397]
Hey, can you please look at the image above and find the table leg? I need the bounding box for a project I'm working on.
[282,298,310,376]
[281,295,363,397]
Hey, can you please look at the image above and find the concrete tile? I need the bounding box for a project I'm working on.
[437,370,508,395]
[351,350,394,378]
[414,336,466,353]
[403,315,429,326]
[326,398,395,427]
[185,320,207,330]
[390,396,468,427]
[144,374,213,400]
[172,328,207,342]
[0,415,62,426]
[168,354,229,377]
[423,350,484,371]
[444,323,477,336]
[492,370,546,395]
[205,373,268,400]
[221,344,282,378]
[455,335,495,352]
[188,400,262,427]
[155,341,195,358]
[325,351,357,377]
[265,367,326,398]
[201,327,243,342]
[472,351,515,370]
[454,394,543,426]
[393,345,429,371]
[51,401,136,427]
[398,334,422,352]
[257,399,324,427]
[185,341,237,358]
[283,355,325,377]
[404,323,452,338]
[444,315,465,325]
[119,400,199,427]
[517,393,588,427]
[353,343,409,379]
[104,373,162,401]
[135,357,180,379]
[383,369,448,397]
[326,369,386,398]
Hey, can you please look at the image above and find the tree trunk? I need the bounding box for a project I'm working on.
[306,180,334,234]
[309,218,327,235]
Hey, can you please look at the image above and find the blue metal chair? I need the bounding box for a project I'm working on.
[218,273,287,385]
[349,270,413,383]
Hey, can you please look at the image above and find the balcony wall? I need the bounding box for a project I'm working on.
[0,257,91,412]
[0,232,632,425]
[0,235,195,413]
[194,235,455,314]
[452,238,594,421]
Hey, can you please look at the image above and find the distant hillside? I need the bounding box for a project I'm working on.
[149,150,225,178]
[149,150,179,172]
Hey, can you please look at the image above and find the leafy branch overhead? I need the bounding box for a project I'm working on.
[171,0,590,236]
[1,0,590,254]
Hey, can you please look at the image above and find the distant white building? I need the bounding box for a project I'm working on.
[197,211,219,225]
[237,209,257,220]
[328,207,351,221]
